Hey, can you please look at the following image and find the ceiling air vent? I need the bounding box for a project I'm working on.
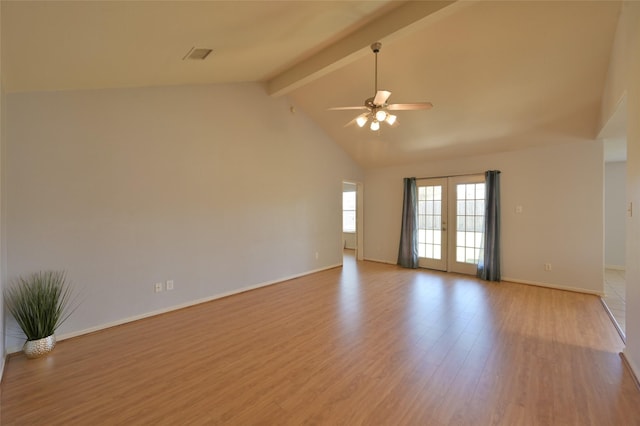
[183,47,213,61]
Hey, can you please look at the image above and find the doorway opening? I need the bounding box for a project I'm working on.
[342,181,363,263]
[600,94,627,339]
[603,151,627,337]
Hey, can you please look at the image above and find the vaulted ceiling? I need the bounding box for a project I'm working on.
[1,0,622,168]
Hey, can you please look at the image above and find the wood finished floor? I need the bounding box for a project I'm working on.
[2,253,640,425]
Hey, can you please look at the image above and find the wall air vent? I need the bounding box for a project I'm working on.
[183,47,213,60]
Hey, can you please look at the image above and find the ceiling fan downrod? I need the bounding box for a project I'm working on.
[371,42,382,96]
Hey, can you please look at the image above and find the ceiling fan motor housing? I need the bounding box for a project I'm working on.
[365,97,383,109]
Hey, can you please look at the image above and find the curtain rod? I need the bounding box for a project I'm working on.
[414,172,486,180]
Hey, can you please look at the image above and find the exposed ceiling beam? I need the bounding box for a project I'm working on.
[265,1,459,97]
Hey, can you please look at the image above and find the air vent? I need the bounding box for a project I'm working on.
[183,47,213,61]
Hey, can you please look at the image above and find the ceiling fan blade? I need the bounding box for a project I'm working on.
[344,118,358,127]
[387,102,433,111]
[373,90,392,106]
[328,106,369,111]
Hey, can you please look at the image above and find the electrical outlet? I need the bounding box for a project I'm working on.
[544,263,552,271]
[154,282,163,293]
[315,251,319,260]
[166,280,174,291]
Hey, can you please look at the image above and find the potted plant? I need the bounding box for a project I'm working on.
[4,270,78,358]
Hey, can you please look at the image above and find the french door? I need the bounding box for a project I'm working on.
[417,178,448,270]
[417,175,485,275]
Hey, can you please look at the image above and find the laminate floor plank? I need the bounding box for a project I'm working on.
[2,254,640,425]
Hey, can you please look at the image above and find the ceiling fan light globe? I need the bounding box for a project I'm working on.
[375,110,387,121]
[386,114,397,125]
[370,120,380,131]
[356,115,368,127]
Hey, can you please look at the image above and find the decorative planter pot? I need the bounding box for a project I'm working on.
[23,335,56,359]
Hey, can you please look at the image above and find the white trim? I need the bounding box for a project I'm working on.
[363,257,397,265]
[600,298,626,342]
[353,266,604,297]
[502,277,604,296]
[356,182,364,261]
[605,264,626,271]
[6,263,342,355]
[621,351,640,391]
[0,353,5,382]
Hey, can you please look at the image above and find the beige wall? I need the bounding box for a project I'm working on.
[364,139,604,294]
[0,2,5,375]
[605,161,626,268]
[600,2,629,132]
[620,2,640,377]
[601,0,640,379]
[4,83,363,351]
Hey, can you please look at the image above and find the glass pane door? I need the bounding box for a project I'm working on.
[417,178,447,271]
[416,175,485,275]
[448,176,485,275]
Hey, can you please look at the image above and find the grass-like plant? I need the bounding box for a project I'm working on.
[4,270,78,341]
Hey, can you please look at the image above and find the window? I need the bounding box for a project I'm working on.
[343,191,356,232]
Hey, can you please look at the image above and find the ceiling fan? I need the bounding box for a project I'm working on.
[329,42,433,131]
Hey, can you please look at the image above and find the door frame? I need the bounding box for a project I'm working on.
[416,174,485,275]
[447,174,485,275]
[342,180,364,261]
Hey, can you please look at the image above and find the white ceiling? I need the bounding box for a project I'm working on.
[1,0,624,168]
[1,0,396,92]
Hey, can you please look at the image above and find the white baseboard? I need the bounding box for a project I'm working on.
[363,257,397,265]
[605,264,626,271]
[501,277,604,297]
[4,265,605,354]
[621,351,640,391]
[6,263,342,355]
[0,352,5,383]
[600,298,626,342]
[361,265,604,297]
